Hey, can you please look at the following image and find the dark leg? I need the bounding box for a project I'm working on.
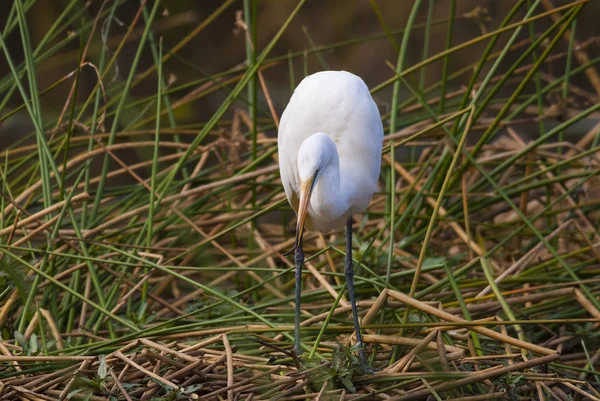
[294,236,304,356]
[346,216,365,360]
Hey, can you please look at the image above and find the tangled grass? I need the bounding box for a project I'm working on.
[1,0,600,399]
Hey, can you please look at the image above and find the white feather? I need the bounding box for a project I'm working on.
[278,70,383,232]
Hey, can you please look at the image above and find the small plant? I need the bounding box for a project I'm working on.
[81,355,110,394]
[310,343,372,393]
[14,331,37,355]
[148,382,203,401]
[496,373,524,401]
[572,322,600,341]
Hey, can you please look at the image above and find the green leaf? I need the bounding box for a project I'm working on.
[98,354,108,379]
[29,333,37,354]
[14,330,26,350]
[422,256,446,268]
[0,259,28,304]
[66,389,83,400]
[339,376,356,393]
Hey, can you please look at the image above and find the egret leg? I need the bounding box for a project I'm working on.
[294,236,304,356]
[346,217,365,360]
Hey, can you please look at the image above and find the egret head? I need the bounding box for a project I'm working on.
[294,132,338,248]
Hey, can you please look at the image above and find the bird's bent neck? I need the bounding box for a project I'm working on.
[309,136,351,222]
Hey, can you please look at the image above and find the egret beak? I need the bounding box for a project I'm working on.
[294,171,318,249]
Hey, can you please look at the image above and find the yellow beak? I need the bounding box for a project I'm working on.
[294,172,317,249]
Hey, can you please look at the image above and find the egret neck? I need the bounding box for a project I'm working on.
[297,132,351,229]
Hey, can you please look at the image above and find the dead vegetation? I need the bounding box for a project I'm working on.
[1,0,600,400]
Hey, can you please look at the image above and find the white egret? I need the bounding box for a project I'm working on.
[278,70,383,357]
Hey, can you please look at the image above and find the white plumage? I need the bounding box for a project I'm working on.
[277,70,383,357]
[278,70,383,232]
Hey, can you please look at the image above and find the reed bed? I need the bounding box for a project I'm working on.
[1,0,599,399]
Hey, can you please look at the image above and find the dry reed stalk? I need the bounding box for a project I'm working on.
[387,290,557,355]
